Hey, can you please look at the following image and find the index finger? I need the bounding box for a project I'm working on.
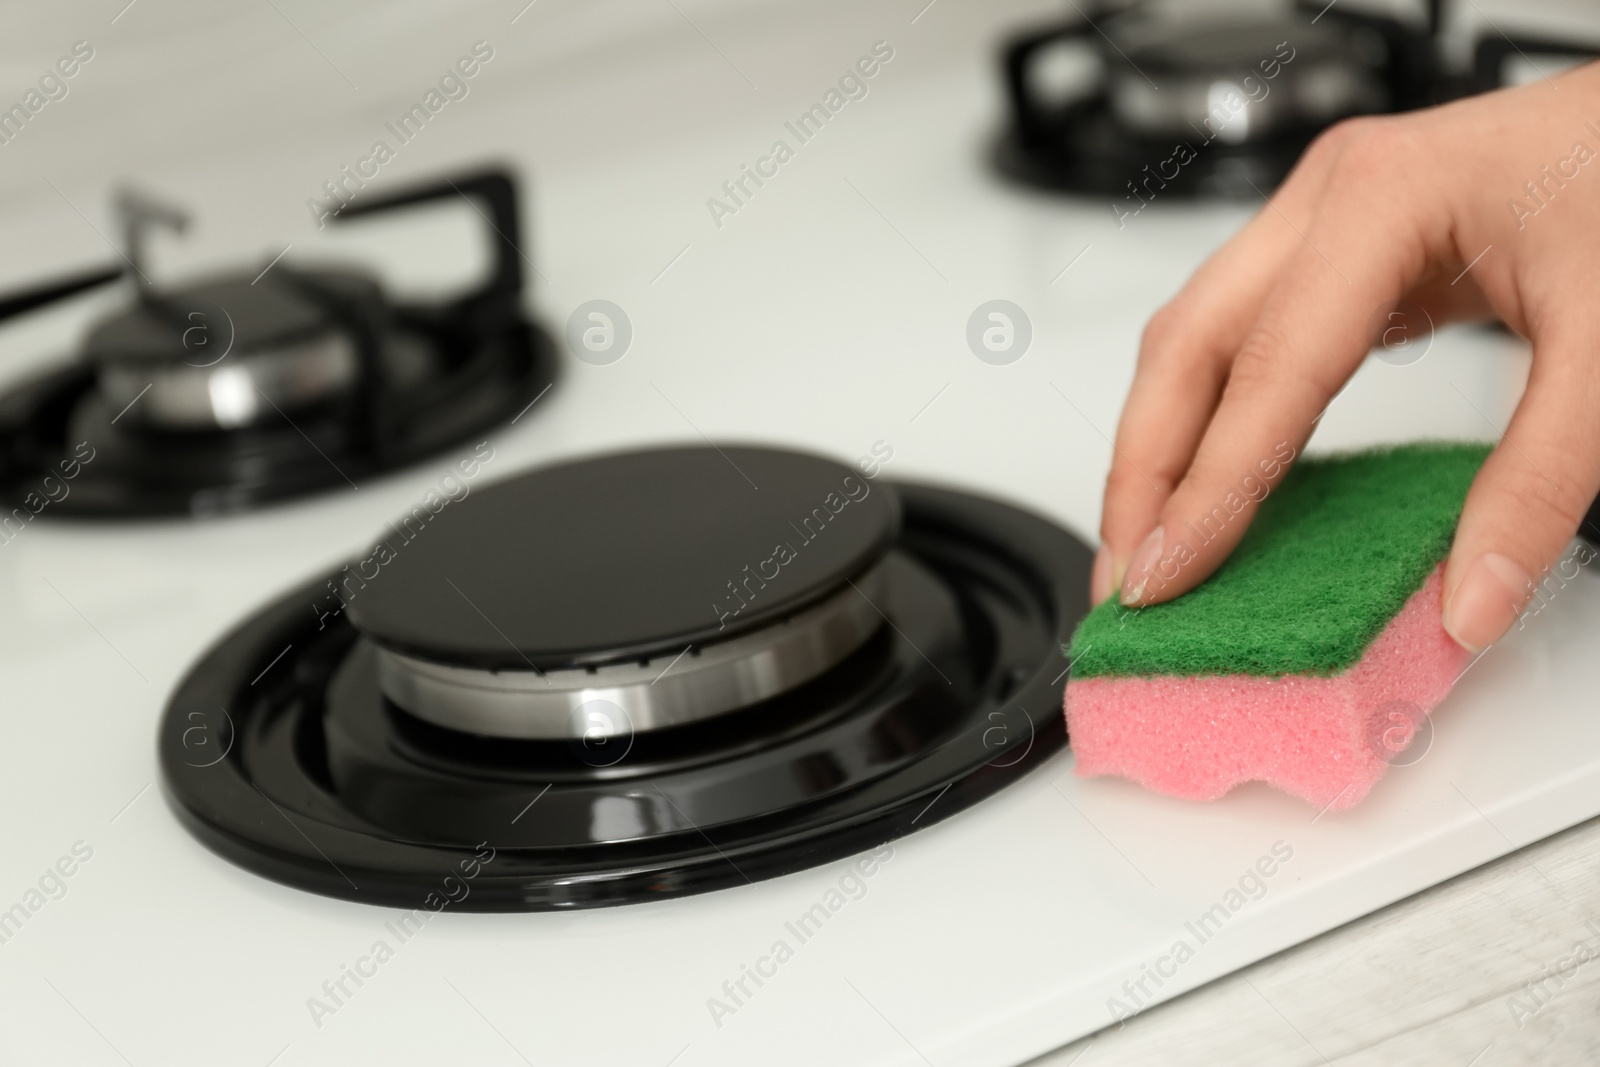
[1096,118,1381,601]
[1120,137,1437,606]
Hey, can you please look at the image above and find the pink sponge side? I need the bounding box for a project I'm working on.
[1064,567,1470,810]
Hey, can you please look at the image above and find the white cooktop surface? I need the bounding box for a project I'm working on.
[1,1,1598,1064]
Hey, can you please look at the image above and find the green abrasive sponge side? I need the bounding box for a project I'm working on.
[1069,441,1492,679]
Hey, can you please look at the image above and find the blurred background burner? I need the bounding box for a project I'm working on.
[994,0,1600,199]
[0,168,555,517]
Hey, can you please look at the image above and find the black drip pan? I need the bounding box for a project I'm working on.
[158,447,1091,911]
[0,314,554,516]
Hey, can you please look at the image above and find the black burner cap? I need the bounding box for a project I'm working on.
[82,270,376,367]
[345,445,901,669]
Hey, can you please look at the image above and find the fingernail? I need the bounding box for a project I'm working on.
[1091,547,1112,604]
[1444,552,1532,653]
[1120,526,1164,606]
[1109,552,1127,594]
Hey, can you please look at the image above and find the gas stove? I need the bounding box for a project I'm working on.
[5,2,1600,1066]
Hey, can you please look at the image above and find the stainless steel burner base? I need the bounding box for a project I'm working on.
[373,566,887,739]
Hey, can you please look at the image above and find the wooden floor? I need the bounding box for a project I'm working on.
[1027,814,1600,1066]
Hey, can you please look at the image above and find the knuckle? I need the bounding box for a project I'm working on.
[1137,297,1234,378]
[1317,115,1384,151]
[1225,325,1293,396]
[1499,475,1587,543]
[1176,450,1245,499]
[1295,116,1383,175]
[1105,460,1171,500]
[1137,303,1185,364]
[1228,314,1348,403]
[1325,121,1415,184]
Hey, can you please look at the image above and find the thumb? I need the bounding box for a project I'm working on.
[1443,324,1600,651]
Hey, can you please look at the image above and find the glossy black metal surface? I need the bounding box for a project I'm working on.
[83,269,359,367]
[346,445,901,668]
[159,479,1092,911]
[0,265,122,323]
[993,102,1313,200]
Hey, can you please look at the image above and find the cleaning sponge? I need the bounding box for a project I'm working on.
[1065,442,1491,810]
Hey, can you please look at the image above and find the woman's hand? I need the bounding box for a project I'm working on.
[1093,62,1600,653]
